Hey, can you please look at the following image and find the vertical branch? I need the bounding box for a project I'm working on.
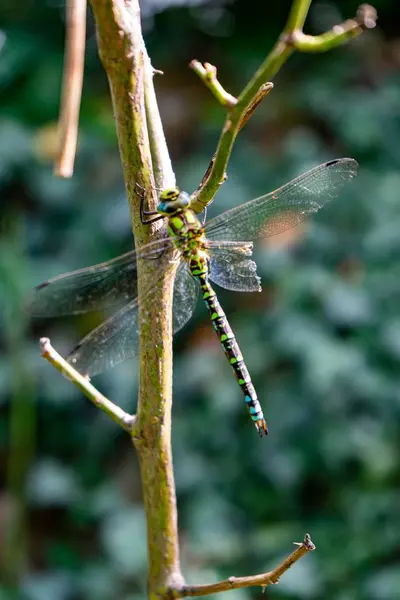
[54,0,87,177]
[284,0,312,32]
[87,0,183,595]
[144,56,175,190]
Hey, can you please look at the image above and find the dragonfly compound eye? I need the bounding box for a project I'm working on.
[160,188,180,201]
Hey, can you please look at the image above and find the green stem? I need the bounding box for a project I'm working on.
[291,24,363,52]
[190,38,292,212]
[189,60,237,108]
[284,0,313,33]
[40,338,135,430]
[190,1,376,213]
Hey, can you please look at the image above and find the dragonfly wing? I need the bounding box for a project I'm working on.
[207,244,261,292]
[66,257,194,377]
[67,297,141,376]
[205,158,358,243]
[173,262,199,334]
[30,238,173,316]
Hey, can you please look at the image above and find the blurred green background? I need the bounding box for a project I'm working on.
[1,0,400,599]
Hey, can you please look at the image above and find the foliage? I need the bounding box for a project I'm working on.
[1,0,399,599]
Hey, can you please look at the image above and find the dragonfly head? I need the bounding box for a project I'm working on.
[157,188,190,215]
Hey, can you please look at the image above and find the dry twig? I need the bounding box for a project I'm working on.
[176,534,316,597]
[54,0,87,177]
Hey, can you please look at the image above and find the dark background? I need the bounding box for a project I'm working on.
[1,1,400,598]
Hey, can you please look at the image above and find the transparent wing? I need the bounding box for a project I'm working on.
[68,296,141,376]
[205,159,358,242]
[207,243,261,292]
[29,237,174,317]
[172,261,199,334]
[66,258,197,376]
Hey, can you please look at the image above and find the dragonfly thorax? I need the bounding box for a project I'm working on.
[157,188,190,215]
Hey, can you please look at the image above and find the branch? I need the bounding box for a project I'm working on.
[189,60,237,108]
[40,338,135,431]
[237,82,274,132]
[176,534,316,597]
[54,0,87,178]
[88,0,183,594]
[144,56,176,190]
[285,4,378,52]
[189,1,377,212]
[284,0,312,32]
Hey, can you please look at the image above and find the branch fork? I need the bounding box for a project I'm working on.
[189,1,377,213]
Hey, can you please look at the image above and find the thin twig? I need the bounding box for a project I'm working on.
[144,53,175,190]
[196,83,273,195]
[189,60,237,108]
[39,338,135,431]
[285,4,377,52]
[176,534,315,597]
[54,0,87,178]
[190,0,377,212]
[237,82,274,132]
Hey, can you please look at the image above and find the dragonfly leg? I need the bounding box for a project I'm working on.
[134,181,145,195]
[138,187,165,225]
[135,181,164,194]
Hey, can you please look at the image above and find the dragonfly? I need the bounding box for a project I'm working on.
[31,158,358,437]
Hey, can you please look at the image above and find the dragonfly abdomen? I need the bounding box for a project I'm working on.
[195,272,268,437]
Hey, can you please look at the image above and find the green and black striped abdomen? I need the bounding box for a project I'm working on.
[166,206,267,436]
[196,272,268,437]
